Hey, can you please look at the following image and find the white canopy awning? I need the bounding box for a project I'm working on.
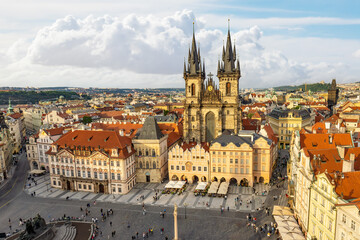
[165,181,177,189]
[29,169,45,174]
[195,182,208,190]
[273,215,305,240]
[173,181,186,189]
[217,182,229,195]
[207,181,220,194]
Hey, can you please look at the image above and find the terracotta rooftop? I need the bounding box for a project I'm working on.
[328,171,360,200]
[300,133,353,150]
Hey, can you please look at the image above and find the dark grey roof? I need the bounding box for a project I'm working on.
[268,108,311,120]
[154,114,177,123]
[211,131,272,147]
[135,116,164,140]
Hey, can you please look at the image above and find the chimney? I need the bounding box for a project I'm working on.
[343,154,355,173]
[337,146,345,159]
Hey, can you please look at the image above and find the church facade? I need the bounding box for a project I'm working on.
[183,28,242,143]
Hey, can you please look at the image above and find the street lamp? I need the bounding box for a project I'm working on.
[184,203,188,219]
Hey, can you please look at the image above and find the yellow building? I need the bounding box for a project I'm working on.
[210,131,274,186]
[308,172,337,240]
[267,108,314,149]
[168,142,210,183]
[26,135,40,170]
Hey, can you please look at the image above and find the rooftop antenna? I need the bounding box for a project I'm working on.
[228,18,230,32]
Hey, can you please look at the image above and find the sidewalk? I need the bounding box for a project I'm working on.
[0,161,18,191]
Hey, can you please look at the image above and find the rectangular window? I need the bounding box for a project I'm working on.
[218,158,220,163]
[342,214,346,223]
[223,159,226,163]
[213,167,216,172]
[223,152,226,155]
[246,167,249,174]
[62,169,65,175]
[99,173,103,180]
[93,160,96,165]
[71,170,74,177]
[241,159,244,164]
[254,165,257,170]
[262,165,265,171]
[52,168,55,174]
[192,166,196,171]
[98,160,101,166]
[235,168,238,173]
[53,180,56,185]
[176,166,179,170]
[78,184,82,189]
[103,161,107,166]
[246,159,249,165]
[235,159,238,164]
[230,168,233,173]
[223,167,226,173]
[82,171,86,178]
[320,213,324,224]
[87,171,91,178]
[81,159,84,164]
[111,161,114,166]
[112,173,115,180]
[230,159,233,164]
[240,168,244,174]
[57,168,60,175]
[351,220,356,230]
[171,165,174,170]
[83,184,87,190]
[118,187,122,193]
[116,161,120,167]
[117,174,121,180]
[87,160,89,165]
[94,172,97,179]
[88,185,92,190]
[204,167,207,171]
[328,219,332,232]
[218,167,221,172]
[104,172,108,179]
[198,166,201,171]
[182,166,185,171]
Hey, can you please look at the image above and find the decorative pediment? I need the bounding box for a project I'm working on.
[57,148,74,157]
[89,151,109,159]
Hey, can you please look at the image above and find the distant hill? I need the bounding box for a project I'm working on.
[0,91,84,105]
[274,83,331,92]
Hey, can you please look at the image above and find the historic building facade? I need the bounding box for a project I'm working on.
[133,117,169,183]
[47,130,136,195]
[328,79,339,114]
[183,27,242,143]
[0,113,14,183]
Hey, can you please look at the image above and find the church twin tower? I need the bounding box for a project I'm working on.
[183,25,242,143]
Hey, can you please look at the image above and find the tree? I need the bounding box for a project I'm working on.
[164,110,169,116]
[82,115,92,124]
[247,113,254,119]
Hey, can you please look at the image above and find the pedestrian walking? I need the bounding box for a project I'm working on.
[110,221,112,227]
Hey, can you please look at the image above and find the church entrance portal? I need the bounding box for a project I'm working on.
[206,112,215,142]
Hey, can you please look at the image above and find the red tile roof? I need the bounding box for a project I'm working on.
[9,112,22,119]
[300,133,353,150]
[52,130,133,158]
[328,171,360,200]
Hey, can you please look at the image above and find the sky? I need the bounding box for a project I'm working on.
[0,0,360,89]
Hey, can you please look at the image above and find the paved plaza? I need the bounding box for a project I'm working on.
[0,151,289,239]
[25,175,271,213]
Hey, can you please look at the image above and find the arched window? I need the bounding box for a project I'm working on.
[146,162,149,169]
[139,162,143,168]
[139,150,142,156]
[226,82,231,95]
[146,149,149,156]
[188,86,191,93]
[153,161,157,169]
[191,84,195,96]
[152,149,155,157]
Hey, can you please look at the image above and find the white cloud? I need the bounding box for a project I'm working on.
[353,49,360,58]
[1,10,360,88]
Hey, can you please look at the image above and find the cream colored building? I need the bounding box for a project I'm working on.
[0,113,14,183]
[168,142,210,183]
[26,135,39,170]
[47,130,136,194]
[210,131,274,186]
[336,200,360,240]
[133,117,169,183]
[43,110,72,125]
[267,108,314,149]
[23,107,45,132]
